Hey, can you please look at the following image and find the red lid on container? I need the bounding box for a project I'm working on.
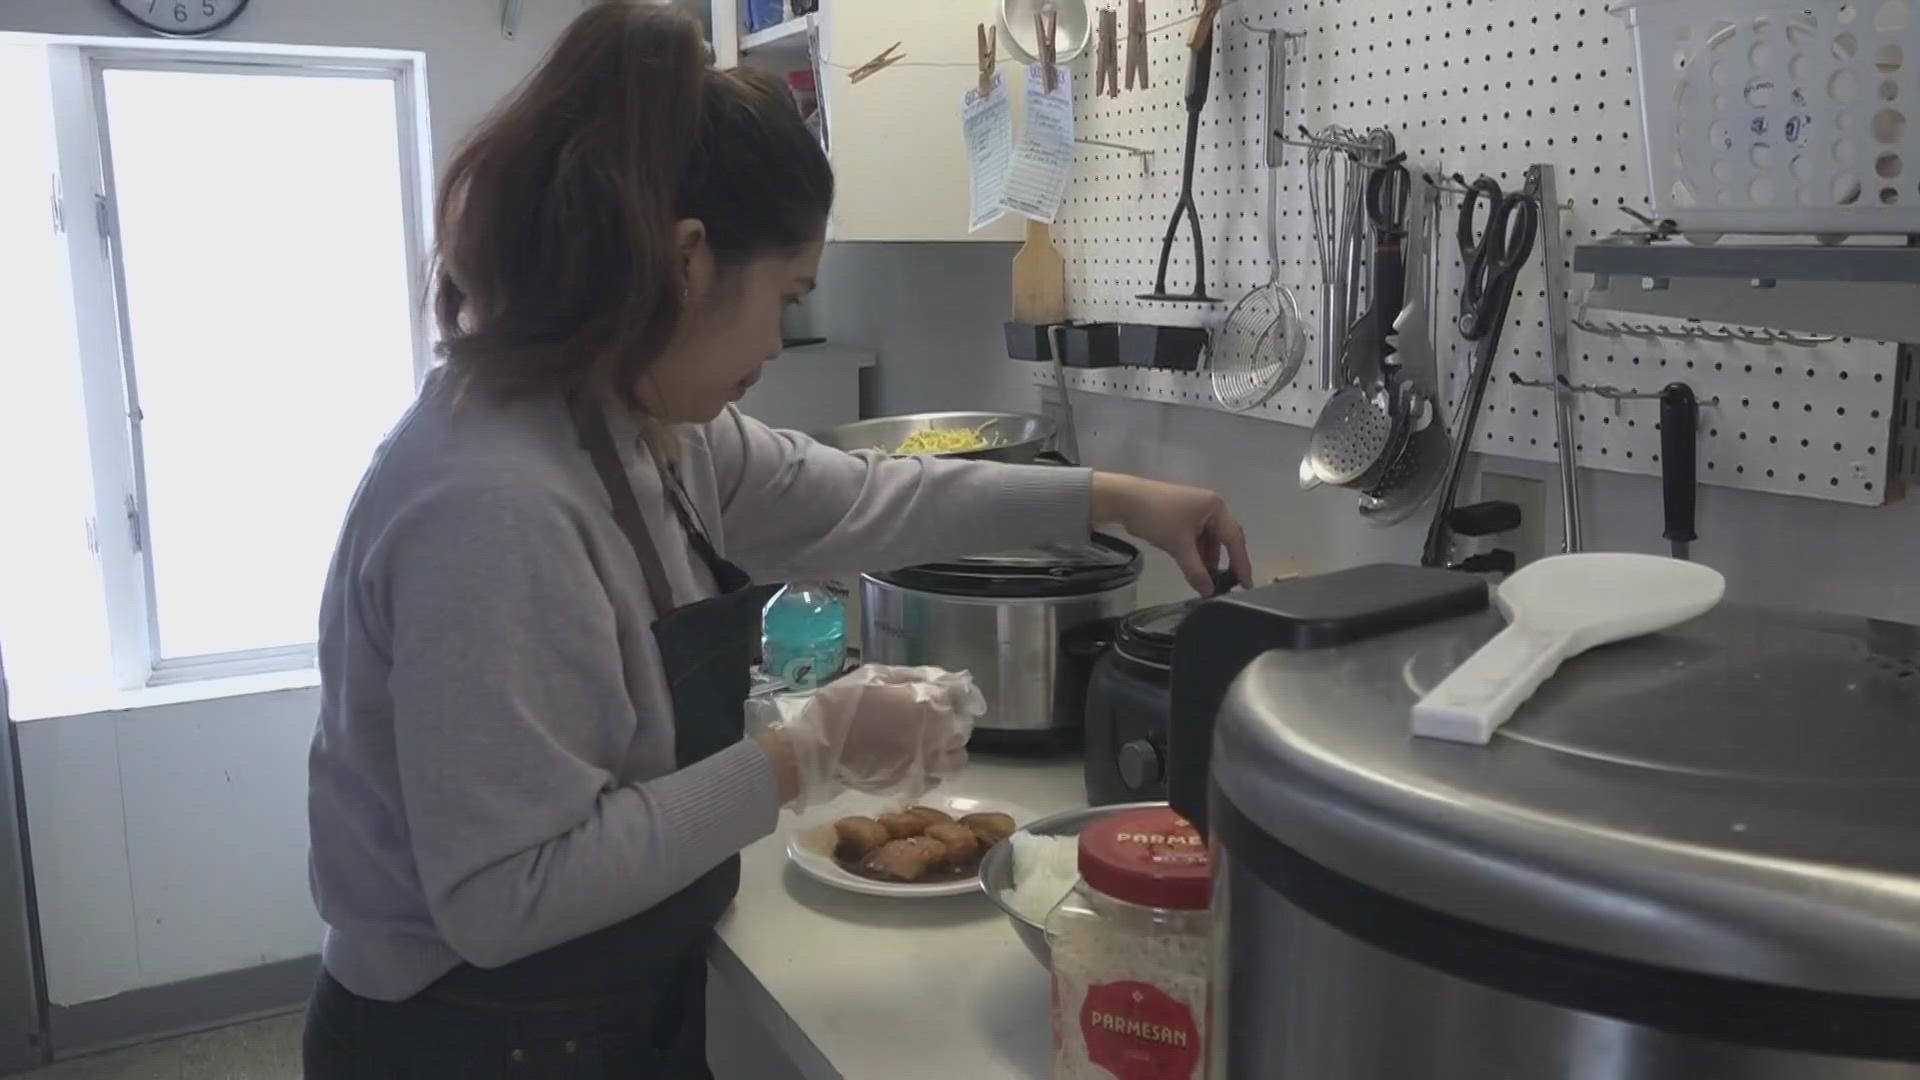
[786,69,816,91]
[1077,807,1211,911]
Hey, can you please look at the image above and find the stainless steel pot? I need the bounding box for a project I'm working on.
[858,537,1139,748]
[812,411,1056,463]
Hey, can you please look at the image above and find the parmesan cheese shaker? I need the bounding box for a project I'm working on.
[1048,807,1212,1080]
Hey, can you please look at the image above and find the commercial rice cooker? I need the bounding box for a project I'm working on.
[859,534,1140,749]
[1166,563,1920,1079]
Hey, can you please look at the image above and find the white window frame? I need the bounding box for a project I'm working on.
[40,41,436,689]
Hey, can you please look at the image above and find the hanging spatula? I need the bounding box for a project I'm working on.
[1411,553,1725,745]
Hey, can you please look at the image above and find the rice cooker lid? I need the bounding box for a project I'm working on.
[1204,568,1920,1007]
[870,533,1141,598]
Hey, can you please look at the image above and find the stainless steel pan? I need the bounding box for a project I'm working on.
[812,411,1057,463]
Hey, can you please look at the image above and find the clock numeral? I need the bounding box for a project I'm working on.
[174,2,189,21]
[147,0,158,13]
[202,0,216,13]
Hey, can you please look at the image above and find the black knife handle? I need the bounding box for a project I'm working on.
[1447,500,1522,538]
[1660,382,1699,548]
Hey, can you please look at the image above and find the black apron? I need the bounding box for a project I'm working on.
[304,394,777,1079]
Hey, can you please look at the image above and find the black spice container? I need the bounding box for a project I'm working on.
[1118,324,1209,371]
[1005,321,1061,361]
[1063,323,1121,368]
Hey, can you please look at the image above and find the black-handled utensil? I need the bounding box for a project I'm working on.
[1367,162,1410,372]
[1660,382,1699,560]
[1421,182,1538,569]
[1209,567,1240,596]
[1138,25,1219,303]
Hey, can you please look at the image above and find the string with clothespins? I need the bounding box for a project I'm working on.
[823,2,1224,84]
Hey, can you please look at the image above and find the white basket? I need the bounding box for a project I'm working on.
[1617,0,1920,235]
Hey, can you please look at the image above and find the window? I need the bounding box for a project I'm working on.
[0,40,431,705]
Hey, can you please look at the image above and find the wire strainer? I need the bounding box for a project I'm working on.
[1209,28,1305,411]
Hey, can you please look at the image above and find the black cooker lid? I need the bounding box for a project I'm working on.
[871,533,1141,598]
[1114,569,1244,668]
[1114,597,1200,668]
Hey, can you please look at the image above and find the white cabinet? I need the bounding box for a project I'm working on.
[733,1,1026,243]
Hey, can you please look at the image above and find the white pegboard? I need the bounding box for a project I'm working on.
[1032,0,1902,506]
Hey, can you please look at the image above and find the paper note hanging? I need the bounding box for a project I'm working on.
[1000,65,1076,223]
[961,72,1014,232]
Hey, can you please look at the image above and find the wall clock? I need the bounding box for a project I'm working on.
[109,0,250,37]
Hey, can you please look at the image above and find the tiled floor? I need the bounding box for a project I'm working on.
[23,1015,301,1080]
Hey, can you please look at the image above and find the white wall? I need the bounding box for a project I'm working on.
[17,689,319,1006]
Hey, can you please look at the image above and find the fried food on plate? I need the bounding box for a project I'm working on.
[923,822,980,866]
[832,816,891,860]
[961,811,1017,848]
[878,805,954,839]
[862,836,947,882]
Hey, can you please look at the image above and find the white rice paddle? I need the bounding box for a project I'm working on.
[1412,553,1726,745]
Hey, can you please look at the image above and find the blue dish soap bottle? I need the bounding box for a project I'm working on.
[761,582,847,690]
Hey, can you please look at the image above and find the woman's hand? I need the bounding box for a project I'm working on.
[1091,473,1254,595]
[759,665,983,810]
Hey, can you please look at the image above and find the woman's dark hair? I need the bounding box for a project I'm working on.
[432,2,834,404]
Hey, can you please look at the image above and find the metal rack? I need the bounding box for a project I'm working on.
[1028,0,1903,507]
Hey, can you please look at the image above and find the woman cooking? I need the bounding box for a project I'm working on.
[303,4,1252,1076]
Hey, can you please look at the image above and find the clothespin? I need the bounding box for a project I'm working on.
[1125,0,1149,90]
[1096,7,1120,98]
[1034,10,1059,92]
[848,41,904,84]
[977,23,996,97]
[1189,0,1222,50]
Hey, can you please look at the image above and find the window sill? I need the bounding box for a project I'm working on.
[10,666,321,723]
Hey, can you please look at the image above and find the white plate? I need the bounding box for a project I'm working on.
[785,792,1038,899]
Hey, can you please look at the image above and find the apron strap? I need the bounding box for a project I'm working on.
[568,390,680,617]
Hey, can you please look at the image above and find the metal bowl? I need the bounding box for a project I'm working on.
[978,801,1168,968]
[811,411,1056,463]
[998,0,1093,64]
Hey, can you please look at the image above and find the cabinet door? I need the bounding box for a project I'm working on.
[821,0,1026,242]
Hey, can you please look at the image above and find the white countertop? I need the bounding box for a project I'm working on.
[712,754,1088,1080]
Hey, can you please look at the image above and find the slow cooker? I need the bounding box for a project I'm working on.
[859,534,1140,749]
[1083,596,1190,805]
[1169,563,1920,1079]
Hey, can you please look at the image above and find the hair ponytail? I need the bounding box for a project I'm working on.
[432,2,833,405]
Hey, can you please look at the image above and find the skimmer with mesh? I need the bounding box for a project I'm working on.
[1209,29,1305,411]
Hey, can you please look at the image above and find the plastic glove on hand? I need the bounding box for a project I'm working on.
[778,665,983,811]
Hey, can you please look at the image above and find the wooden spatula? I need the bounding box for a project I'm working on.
[1011,218,1066,324]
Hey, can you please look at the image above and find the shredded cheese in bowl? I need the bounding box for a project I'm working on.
[892,421,1007,456]
[1003,832,1081,925]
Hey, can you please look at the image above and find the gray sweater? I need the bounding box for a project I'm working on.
[308,372,1093,1001]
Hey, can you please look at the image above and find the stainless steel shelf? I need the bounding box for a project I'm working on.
[1575,239,1920,342]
